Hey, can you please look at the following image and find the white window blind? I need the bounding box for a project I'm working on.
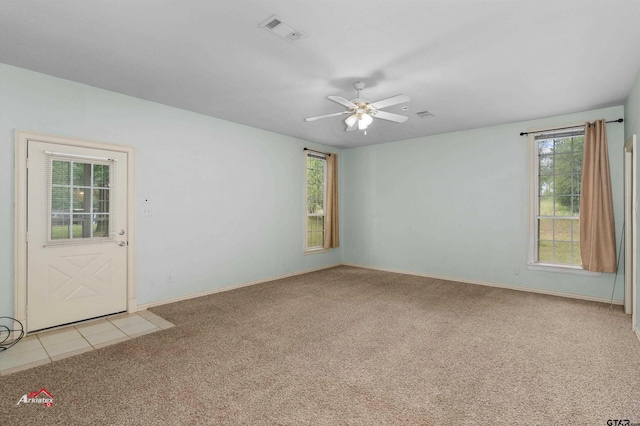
[46,152,116,243]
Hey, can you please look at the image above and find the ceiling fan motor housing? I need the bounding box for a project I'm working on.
[351,98,372,106]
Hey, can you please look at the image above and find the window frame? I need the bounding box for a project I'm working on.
[46,153,115,246]
[303,150,329,254]
[527,125,601,276]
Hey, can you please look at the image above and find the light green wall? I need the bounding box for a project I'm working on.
[1,62,636,326]
[342,106,626,302]
[624,67,640,332]
[0,64,343,317]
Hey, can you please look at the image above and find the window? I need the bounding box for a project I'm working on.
[48,155,114,242]
[530,128,584,268]
[305,151,326,251]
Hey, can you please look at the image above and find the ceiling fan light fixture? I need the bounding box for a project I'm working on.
[345,114,358,128]
[357,118,369,130]
[360,113,373,126]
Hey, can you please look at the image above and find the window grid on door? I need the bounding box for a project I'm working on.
[46,155,115,242]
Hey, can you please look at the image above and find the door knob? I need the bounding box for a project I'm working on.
[118,241,126,246]
[118,229,125,235]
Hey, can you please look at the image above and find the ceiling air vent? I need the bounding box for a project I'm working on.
[259,15,308,42]
[265,18,282,30]
[415,110,435,119]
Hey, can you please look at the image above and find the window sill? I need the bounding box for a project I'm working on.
[527,263,603,277]
[304,247,331,256]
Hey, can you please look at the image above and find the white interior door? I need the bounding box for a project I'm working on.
[26,140,128,332]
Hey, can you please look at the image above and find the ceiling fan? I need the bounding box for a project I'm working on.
[305,82,410,132]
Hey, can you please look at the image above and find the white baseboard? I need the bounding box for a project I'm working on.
[342,263,625,306]
[137,261,626,312]
[137,263,342,311]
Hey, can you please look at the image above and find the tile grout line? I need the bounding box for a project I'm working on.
[35,334,54,360]
[36,326,91,359]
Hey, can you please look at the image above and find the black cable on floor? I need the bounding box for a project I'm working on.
[0,317,25,353]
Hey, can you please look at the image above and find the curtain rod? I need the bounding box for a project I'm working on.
[519,118,623,136]
[303,148,333,156]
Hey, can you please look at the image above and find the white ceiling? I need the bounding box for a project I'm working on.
[1,1,640,149]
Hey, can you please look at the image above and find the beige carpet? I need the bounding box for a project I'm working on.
[1,266,639,424]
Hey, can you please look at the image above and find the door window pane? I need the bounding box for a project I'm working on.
[93,164,110,187]
[72,188,87,210]
[73,162,90,185]
[52,160,70,185]
[51,215,71,240]
[72,214,91,238]
[92,189,110,213]
[93,214,110,237]
[51,187,70,213]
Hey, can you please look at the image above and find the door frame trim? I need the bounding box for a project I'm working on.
[625,134,637,330]
[14,130,137,331]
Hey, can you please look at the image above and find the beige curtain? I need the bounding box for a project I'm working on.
[324,153,340,248]
[580,119,616,272]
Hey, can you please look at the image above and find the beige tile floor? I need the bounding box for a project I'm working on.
[0,310,174,376]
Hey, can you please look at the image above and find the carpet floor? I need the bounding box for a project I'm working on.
[1,265,639,425]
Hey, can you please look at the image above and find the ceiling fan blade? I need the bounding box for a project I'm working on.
[370,94,410,110]
[305,111,350,122]
[373,110,409,123]
[328,96,357,108]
